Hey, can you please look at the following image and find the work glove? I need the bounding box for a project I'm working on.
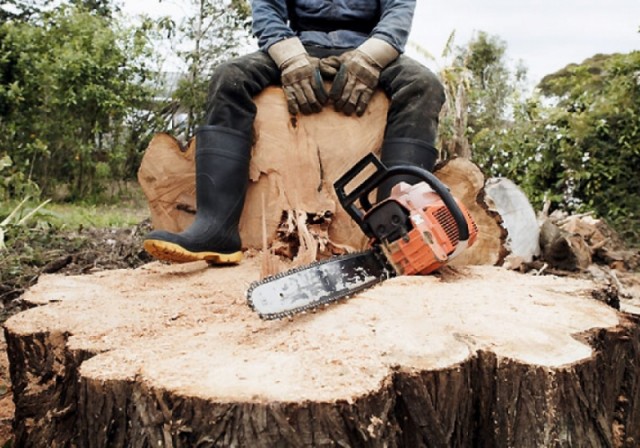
[318,56,342,79]
[328,38,399,116]
[268,37,328,115]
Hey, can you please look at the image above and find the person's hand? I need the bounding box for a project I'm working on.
[268,37,328,115]
[329,38,399,116]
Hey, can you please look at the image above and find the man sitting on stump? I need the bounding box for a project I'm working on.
[143,0,445,264]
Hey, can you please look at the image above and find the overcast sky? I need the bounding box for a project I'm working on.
[409,0,640,84]
[121,0,639,85]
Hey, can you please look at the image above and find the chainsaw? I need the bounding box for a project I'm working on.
[246,153,478,320]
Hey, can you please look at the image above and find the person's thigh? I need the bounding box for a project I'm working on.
[205,51,281,132]
[378,55,445,142]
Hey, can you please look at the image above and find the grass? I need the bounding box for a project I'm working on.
[0,186,149,230]
[42,201,149,228]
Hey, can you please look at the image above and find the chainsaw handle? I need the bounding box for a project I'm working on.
[334,153,387,224]
[334,154,470,242]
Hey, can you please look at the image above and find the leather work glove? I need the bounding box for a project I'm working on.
[318,55,342,79]
[268,37,328,115]
[329,38,399,116]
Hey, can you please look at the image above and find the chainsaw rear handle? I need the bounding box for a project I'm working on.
[334,153,470,242]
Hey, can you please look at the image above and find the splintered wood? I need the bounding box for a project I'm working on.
[4,258,639,446]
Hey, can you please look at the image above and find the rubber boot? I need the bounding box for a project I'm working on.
[143,125,251,264]
[376,138,439,201]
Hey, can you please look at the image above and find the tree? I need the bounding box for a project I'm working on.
[535,52,640,241]
[0,4,158,199]
[436,31,528,161]
[467,51,640,244]
[0,0,52,22]
[161,0,251,136]
[69,0,120,17]
[436,30,638,244]
[434,31,473,159]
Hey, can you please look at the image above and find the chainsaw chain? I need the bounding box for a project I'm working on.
[246,249,395,320]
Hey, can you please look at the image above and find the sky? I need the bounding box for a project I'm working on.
[409,0,640,85]
[121,0,639,86]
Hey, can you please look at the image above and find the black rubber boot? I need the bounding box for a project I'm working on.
[143,125,251,264]
[376,138,439,201]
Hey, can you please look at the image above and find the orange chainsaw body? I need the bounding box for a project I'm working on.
[375,182,478,275]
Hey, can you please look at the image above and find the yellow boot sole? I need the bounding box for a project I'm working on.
[143,239,243,265]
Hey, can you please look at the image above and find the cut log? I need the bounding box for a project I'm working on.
[484,177,540,264]
[540,218,592,271]
[557,213,640,271]
[137,134,197,234]
[138,87,506,270]
[138,86,392,263]
[434,158,507,267]
[4,256,640,447]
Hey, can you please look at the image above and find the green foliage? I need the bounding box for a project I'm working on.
[0,154,40,200]
[0,0,250,202]
[0,3,159,200]
[455,32,526,137]
[158,0,252,135]
[471,51,640,244]
[435,31,638,244]
[69,0,119,17]
[437,31,527,159]
[0,0,51,22]
[0,196,51,250]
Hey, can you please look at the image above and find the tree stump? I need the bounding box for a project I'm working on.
[4,257,640,447]
[138,87,506,271]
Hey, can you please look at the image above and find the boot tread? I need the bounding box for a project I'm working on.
[143,239,242,265]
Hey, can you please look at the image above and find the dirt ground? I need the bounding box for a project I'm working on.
[0,220,153,447]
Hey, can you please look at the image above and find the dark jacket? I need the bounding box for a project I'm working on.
[251,0,416,52]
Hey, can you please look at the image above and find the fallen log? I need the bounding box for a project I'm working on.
[484,178,540,265]
[434,159,506,267]
[4,257,640,447]
[539,218,594,272]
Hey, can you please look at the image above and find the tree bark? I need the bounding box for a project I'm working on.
[4,259,640,447]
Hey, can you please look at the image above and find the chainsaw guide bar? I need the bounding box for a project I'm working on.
[246,250,394,320]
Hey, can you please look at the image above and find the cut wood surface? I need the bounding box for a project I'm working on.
[137,134,196,234]
[138,87,505,270]
[5,256,640,447]
[540,218,593,271]
[434,158,506,267]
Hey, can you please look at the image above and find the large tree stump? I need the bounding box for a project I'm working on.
[4,257,640,447]
[138,87,505,270]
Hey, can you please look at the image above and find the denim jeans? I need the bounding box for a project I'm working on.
[205,47,445,145]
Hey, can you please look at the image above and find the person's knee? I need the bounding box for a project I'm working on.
[208,60,247,97]
[413,69,445,108]
[389,59,446,108]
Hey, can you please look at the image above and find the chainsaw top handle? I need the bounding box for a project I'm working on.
[334,153,470,243]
